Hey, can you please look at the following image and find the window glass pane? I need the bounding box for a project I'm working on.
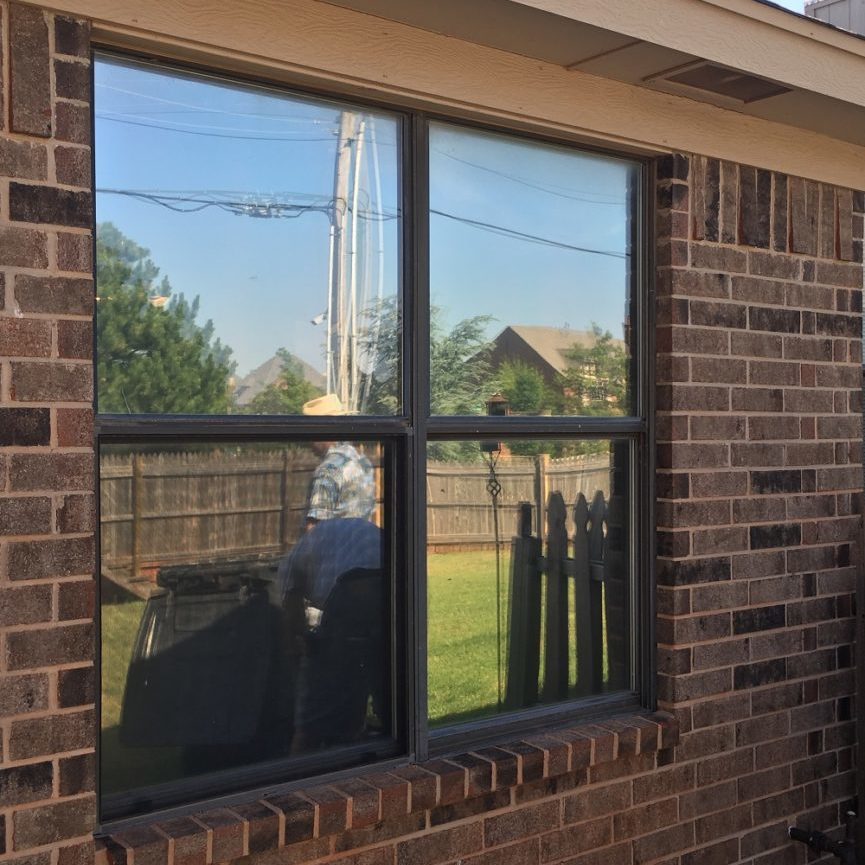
[427,439,632,727]
[95,56,402,416]
[429,123,638,417]
[100,440,394,807]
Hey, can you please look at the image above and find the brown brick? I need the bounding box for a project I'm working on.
[10,453,94,492]
[0,226,49,268]
[55,145,92,188]
[9,4,51,136]
[391,766,437,812]
[59,753,95,796]
[0,318,52,358]
[680,781,738,820]
[695,803,752,844]
[57,320,93,359]
[15,275,93,315]
[0,496,52,535]
[54,59,91,102]
[691,693,750,729]
[193,810,244,862]
[58,232,93,273]
[13,796,96,847]
[58,579,95,621]
[0,586,51,627]
[0,408,50,446]
[0,672,50,716]
[6,623,94,671]
[790,178,819,256]
[230,802,280,854]
[613,798,677,841]
[55,16,90,57]
[484,802,558,847]
[10,182,92,228]
[633,822,695,865]
[56,493,95,534]
[540,817,611,863]
[419,759,467,806]
[0,761,53,806]
[690,245,747,272]
[8,708,93,760]
[397,824,482,865]
[55,100,91,145]
[112,825,169,865]
[0,138,48,179]
[56,408,93,447]
[562,780,630,824]
[11,361,93,402]
[153,818,206,865]
[739,167,771,249]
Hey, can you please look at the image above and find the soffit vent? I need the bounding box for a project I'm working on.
[649,61,792,104]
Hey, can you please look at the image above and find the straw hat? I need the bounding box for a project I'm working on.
[302,393,346,416]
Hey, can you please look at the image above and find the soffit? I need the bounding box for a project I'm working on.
[325,0,865,148]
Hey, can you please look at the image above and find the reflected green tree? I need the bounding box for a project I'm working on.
[96,223,235,414]
[559,324,629,416]
[362,299,495,459]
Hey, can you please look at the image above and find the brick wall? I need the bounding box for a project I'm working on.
[0,3,96,864]
[0,3,863,864]
[653,155,863,860]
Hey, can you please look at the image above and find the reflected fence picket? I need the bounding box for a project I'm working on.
[505,452,630,705]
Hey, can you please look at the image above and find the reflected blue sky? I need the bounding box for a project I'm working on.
[96,56,635,381]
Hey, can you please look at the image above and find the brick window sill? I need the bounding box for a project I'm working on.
[95,711,678,865]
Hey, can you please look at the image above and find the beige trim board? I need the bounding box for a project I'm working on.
[30,0,865,189]
[509,0,865,109]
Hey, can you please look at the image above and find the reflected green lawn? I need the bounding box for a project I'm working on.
[101,549,609,791]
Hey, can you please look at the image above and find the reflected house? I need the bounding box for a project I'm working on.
[232,351,326,407]
[487,324,626,406]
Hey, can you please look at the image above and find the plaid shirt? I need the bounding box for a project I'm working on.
[306,443,375,523]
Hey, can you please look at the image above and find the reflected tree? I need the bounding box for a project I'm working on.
[559,323,629,416]
[242,350,323,415]
[96,223,235,414]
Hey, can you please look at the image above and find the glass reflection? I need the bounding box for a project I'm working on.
[95,56,401,416]
[100,441,389,801]
[427,439,631,727]
[429,123,637,417]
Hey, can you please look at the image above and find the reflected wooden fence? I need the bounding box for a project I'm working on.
[427,454,610,548]
[100,450,612,578]
[505,448,629,704]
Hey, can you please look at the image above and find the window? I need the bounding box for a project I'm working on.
[96,54,650,821]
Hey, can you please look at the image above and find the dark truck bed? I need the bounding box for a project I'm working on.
[119,555,301,755]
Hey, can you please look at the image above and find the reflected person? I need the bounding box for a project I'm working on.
[302,394,375,529]
[278,517,385,753]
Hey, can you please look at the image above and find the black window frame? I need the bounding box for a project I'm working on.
[92,49,655,827]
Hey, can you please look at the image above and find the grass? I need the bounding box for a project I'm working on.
[101,594,183,795]
[101,550,612,790]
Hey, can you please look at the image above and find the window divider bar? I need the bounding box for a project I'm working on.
[95,415,411,439]
[410,112,431,762]
[426,415,645,437]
